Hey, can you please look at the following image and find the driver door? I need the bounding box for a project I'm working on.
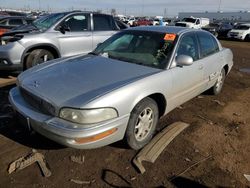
[56,13,93,57]
[168,33,204,108]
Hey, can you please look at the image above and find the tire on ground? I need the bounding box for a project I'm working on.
[210,68,226,95]
[25,49,54,70]
[125,97,159,150]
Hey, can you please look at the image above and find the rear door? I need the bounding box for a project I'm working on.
[168,32,204,108]
[56,13,93,57]
[92,14,118,50]
[196,31,222,90]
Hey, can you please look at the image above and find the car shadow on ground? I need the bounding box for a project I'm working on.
[0,117,65,150]
[0,86,65,150]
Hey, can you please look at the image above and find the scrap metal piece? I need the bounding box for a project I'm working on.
[244,174,250,182]
[133,122,190,174]
[8,152,51,177]
[0,76,16,88]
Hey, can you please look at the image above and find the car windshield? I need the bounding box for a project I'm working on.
[182,18,196,23]
[234,25,250,30]
[94,31,176,69]
[33,13,66,31]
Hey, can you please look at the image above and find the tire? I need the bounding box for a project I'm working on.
[25,49,54,70]
[244,34,250,41]
[125,97,159,150]
[211,68,226,95]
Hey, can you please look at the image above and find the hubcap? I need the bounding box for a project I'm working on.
[134,107,154,141]
[215,71,224,91]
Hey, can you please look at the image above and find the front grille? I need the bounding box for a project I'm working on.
[20,87,55,116]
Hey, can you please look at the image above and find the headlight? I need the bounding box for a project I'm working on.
[59,108,118,124]
[0,35,23,45]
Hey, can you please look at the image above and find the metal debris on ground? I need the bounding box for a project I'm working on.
[0,76,16,88]
[8,151,51,177]
[70,179,92,185]
[196,115,214,125]
[233,112,241,117]
[185,158,192,162]
[177,106,184,109]
[133,122,190,174]
[70,155,85,164]
[169,155,212,181]
[130,177,136,181]
[244,174,250,182]
[197,96,204,99]
[212,99,225,106]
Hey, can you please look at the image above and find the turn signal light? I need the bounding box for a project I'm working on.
[0,29,8,36]
[74,128,118,144]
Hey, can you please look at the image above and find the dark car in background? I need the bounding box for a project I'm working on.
[0,16,34,35]
[202,22,233,38]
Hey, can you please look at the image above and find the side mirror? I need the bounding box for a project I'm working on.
[176,55,193,66]
[57,24,70,34]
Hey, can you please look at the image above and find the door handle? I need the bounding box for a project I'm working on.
[198,65,203,70]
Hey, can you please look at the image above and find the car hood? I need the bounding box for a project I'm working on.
[19,55,161,108]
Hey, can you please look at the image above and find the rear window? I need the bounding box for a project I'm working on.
[93,15,115,31]
[9,19,23,25]
[197,32,219,58]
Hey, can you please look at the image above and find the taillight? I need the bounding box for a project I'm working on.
[0,29,9,36]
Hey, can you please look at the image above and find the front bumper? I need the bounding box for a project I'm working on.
[0,42,25,71]
[227,33,245,40]
[9,87,130,149]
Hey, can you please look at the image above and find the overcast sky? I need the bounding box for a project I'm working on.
[0,0,250,16]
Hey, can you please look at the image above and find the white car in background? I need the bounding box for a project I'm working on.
[227,23,250,41]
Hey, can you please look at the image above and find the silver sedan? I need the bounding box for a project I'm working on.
[9,26,233,150]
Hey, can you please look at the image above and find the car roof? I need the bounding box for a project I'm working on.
[127,26,192,35]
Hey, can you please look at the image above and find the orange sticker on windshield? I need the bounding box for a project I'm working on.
[164,33,176,41]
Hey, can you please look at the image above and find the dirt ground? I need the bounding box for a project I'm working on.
[0,40,250,188]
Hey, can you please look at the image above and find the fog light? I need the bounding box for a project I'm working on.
[74,128,118,144]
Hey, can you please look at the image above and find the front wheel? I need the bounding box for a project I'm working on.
[25,49,54,70]
[211,68,226,95]
[125,97,159,150]
[244,34,250,41]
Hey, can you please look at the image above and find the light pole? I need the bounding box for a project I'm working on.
[218,0,222,12]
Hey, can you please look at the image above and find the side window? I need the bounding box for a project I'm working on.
[177,33,199,61]
[63,14,89,32]
[93,15,114,31]
[9,19,23,25]
[198,32,219,58]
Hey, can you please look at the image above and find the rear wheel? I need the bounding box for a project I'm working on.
[211,68,226,95]
[25,49,54,70]
[125,97,159,150]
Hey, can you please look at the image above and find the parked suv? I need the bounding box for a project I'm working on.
[0,11,119,71]
[227,23,250,41]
